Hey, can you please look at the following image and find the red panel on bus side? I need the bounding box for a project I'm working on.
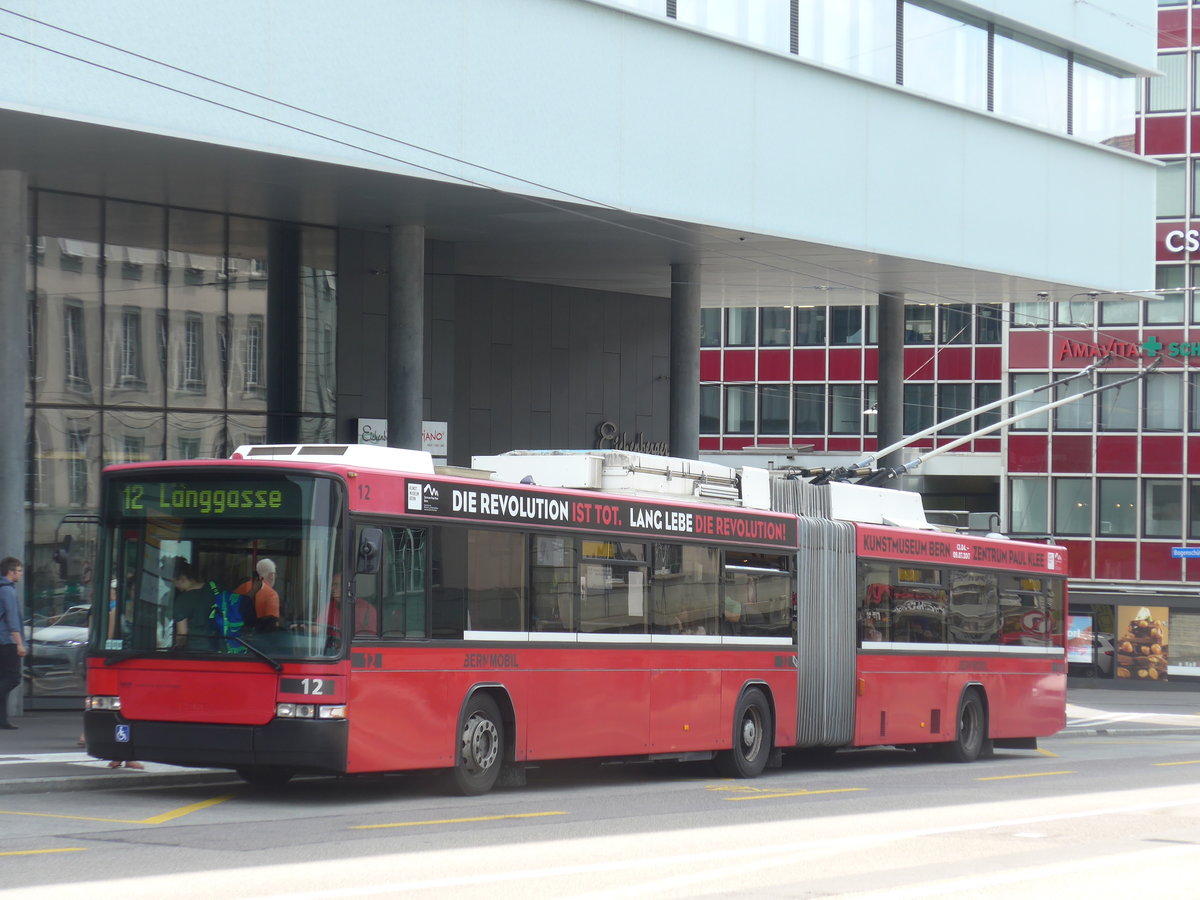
[90,660,281,726]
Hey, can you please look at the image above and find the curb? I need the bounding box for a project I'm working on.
[1053,727,1200,739]
[0,770,240,796]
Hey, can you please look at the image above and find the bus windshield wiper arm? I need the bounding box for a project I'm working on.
[229,634,283,672]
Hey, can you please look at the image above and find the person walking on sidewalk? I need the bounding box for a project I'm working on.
[0,557,27,730]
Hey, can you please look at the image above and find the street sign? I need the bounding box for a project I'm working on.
[1171,547,1200,558]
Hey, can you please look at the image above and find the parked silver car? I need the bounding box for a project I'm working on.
[26,604,91,695]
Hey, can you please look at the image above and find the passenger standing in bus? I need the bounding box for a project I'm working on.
[171,560,214,650]
[0,557,26,730]
[237,559,280,631]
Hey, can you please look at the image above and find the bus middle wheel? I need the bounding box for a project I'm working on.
[716,687,772,778]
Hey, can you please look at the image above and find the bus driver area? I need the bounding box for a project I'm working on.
[83,445,1067,795]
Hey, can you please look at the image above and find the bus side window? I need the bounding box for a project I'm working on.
[382,527,428,639]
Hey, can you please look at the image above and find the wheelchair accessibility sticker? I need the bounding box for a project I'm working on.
[115,725,130,743]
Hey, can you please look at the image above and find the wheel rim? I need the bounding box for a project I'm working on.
[461,713,500,774]
[739,706,763,760]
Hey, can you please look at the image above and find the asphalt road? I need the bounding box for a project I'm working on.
[1,710,1198,899]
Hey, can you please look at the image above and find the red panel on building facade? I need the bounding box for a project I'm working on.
[862,348,878,380]
[974,438,1000,453]
[1189,438,1200,472]
[1144,116,1187,155]
[936,347,972,380]
[757,350,790,381]
[1008,435,1048,472]
[722,437,754,450]
[1141,436,1183,474]
[975,347,1001,379]
[1094,542,1137,580]
[1061,540,1092,579]
[826,438,861,452]
[904,348,935,379]
[1096,435,1140,473]
[1050,435,1094,473]
[722,350,756,382]
[1161,8,1188,47]
[1141,544,1183,582]
[792,349,826,380]
[700,350,721,381]
[828,349,862,380]
[699,437,720,451]
[1009,331,1049,369]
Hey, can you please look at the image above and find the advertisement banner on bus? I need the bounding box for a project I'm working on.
[855,526,1066,576]
[395,477,797,549]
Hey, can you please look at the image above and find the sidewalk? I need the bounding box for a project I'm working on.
[1,688,1197,796]
[0,710,235,795]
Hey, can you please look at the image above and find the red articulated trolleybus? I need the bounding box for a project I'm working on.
[84,445,1067,793]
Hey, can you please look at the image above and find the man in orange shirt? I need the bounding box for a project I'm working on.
[237,558,280,630]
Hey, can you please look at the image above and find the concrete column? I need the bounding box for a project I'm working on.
[0,171,28,719]
[669,263,701,460]
[388,225,425,451]
[875,293,905,473]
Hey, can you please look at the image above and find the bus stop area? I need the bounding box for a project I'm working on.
[0,688,1197,796]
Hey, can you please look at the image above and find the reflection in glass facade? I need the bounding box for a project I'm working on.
[24,190,337,703]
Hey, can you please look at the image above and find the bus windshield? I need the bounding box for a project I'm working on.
[94,471,345,661]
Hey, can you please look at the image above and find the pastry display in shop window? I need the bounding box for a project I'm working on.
[1115,607,1168,681]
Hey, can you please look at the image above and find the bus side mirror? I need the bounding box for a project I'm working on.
[357,528,383,574]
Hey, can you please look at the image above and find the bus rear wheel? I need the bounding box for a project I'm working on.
[452,693,504,795]
[716,688,772,778]
[941,689,987,763]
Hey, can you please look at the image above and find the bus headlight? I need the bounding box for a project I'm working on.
[276,703,346,720]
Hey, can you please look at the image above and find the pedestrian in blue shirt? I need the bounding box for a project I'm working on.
[0,557,27,730]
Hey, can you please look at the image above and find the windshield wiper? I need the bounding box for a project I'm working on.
[229,634,283,672]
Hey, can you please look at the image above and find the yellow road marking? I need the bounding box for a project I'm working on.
[1036,748,1059,758]
[724,788,866,801]
[0,793,236,825]
[977,770,1074,781]
[1153,760,1200,767]
[354,811,567,830]
[0,848,87,857]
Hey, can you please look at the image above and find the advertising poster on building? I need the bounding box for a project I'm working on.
[1115,605,1168,682]
[1167,610,1200,678]
[1067,614,1095,665]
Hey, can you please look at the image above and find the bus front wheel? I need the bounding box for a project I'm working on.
[716,688,772,778]
[452,693,504,795]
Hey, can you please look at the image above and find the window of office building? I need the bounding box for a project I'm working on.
[994,31,1068,132]
[1011,297,1050,328]
[1146,373,1184,431]
[1098,372,1139,430]
[939,305,972,344]
[902,2,988,110]
[1055,377,1093,431]
[700,384,721,433]
[1054,478,1092,536]
[1074,58,1136,146]
[1010,477,1048,535]
[975,383,1001,431]
[1056,295,1095,327]
[794,384,826,434]
[829,384,863,435]
[1149,53,1187,112]
[794,0,896,83]
[903,383,934,433]
[904,305,934,343]
[937,384,973,435]
[726,308,755,347]
[1100,295,1140,325]
[830,307,863,344]
[759,306,790,346]
[1097,478,1136,537]
[700,307,721,347]
[976,304,1002,344]
[725,384,756,434]
[759,384,790,435]
[1188,480,1200,539]
[1010,373,1050,430]
[1159,160,1187,218]
[794,307,826,345]
[1154,265,1186,325]
[1147,479,1183,538]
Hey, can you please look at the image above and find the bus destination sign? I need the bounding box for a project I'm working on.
[401,478,797,550]
[110,479,302,520]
